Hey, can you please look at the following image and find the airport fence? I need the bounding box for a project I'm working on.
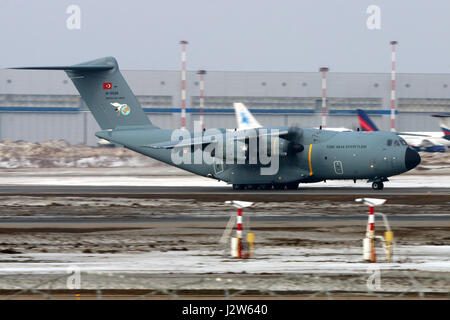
[0,269,448,300]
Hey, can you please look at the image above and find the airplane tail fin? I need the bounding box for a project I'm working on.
[432,113,450,140]
[356,109,379,131]
[233,102,262,130]
[12,57,155,130]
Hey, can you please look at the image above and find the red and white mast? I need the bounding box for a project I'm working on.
[197,70,206,131]
[236,208,243,258]
[320,67,329,129]
[180,40,188,129]
[368,206,376,262]
[390,41,398,132]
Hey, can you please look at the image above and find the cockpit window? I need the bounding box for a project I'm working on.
[394,140,400,146]
[387,139,392,146]
[399,138,407,146]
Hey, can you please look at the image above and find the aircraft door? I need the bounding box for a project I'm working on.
[333,160,344,175]
[214,158,224,174]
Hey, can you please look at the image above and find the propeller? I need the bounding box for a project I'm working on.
[285,126,304,153]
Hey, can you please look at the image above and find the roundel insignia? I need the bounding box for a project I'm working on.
[121,105,131,116]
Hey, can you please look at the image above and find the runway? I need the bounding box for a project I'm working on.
[0,167,448,201]
[0,185,448,204]
[1,185,449,194]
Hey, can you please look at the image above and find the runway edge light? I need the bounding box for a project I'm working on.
[225,200,254,258]
[355,198,387,263]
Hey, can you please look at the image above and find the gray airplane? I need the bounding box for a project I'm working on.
[13,57,421,191]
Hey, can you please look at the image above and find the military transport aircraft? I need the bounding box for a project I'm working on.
[13,57,421,190]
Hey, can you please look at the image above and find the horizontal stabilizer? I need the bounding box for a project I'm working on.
[11,65,113,71]
[396,132,430,137]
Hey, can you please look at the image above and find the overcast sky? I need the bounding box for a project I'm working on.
[0,0,449,73]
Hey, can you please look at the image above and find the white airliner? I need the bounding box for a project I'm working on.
[233,102,263,130]
[233,102,352,132]
[357,109,449,152]
[432,113,450,139]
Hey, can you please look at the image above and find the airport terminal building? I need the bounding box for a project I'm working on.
[0,68,449,145]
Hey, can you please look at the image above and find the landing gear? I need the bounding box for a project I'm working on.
[257,184,272,190]
[273,183,298,190]
[286,182,299,190]
[372,181,384,190]
[232,183,298,191]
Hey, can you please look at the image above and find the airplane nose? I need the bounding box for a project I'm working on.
[405,147,421,170]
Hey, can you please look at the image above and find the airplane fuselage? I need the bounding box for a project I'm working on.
[97,126,420,189]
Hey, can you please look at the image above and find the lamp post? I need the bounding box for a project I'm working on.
[390,41,398,132]
[319,67,329,129]
[197,70,206,131]
[180,40,188,129]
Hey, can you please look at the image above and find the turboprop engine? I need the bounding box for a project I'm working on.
[210,127,305,161]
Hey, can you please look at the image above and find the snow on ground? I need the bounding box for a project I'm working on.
[1,246,448,275]
[0,140,157,168]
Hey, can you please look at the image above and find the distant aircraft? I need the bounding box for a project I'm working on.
[234,102,352,132]
[13,57,421,190]
[431,113,450,140]
[233,102,262,130]
[356,109,448,152]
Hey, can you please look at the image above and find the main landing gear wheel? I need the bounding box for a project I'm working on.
[372,182,384,190]
[286,182,299,190]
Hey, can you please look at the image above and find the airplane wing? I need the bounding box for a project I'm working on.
[145,134,219,149]
[143,128,289,149]
[233,103,262,130]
